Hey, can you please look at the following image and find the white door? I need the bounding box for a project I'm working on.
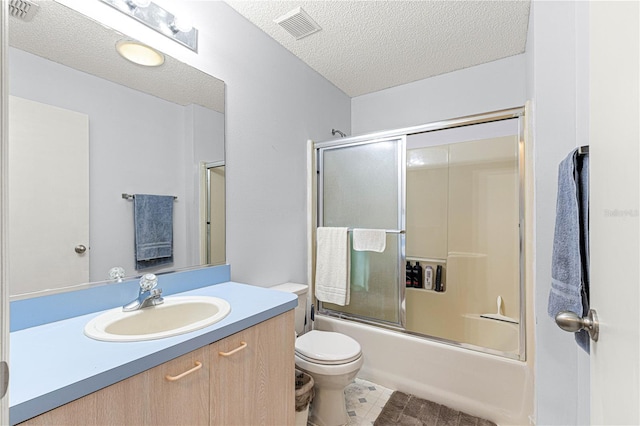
[589,1,640,423]
[8,96,89,295]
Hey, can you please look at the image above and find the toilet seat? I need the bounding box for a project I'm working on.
[295,330,361,365]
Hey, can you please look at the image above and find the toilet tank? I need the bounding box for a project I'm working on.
[270,282,308,336]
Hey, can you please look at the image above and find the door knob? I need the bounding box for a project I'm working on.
[555,309,599,342]
[75,244,87,254]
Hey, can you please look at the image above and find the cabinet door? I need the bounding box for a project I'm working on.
[20,347,209,426]
[210,311,295,426]
[96,346,209,425]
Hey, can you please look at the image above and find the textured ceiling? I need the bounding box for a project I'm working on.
[225,1,531,97]
[9,0,224,113]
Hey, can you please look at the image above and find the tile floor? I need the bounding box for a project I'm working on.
[343,378,394,425]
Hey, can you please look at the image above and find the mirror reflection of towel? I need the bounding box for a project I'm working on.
[134,194,174,270]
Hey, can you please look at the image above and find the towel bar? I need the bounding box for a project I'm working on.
[346,228,405,234]
[122,193,177,200]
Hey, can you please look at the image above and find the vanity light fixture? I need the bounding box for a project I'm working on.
[100,0,198,52]
[116,40,165,67]
[128,0,151,7]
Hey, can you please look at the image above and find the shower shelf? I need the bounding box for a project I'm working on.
[406,256,446,264]
[406,287,446,294]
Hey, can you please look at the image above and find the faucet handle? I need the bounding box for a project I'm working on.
[139,273,158,291]
[109,266,125,282]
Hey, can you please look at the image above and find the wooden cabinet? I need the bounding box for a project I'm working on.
[96,346,209,425]
[18,391,97,426]
[21,347,209,426]
[20,311,295,426]
[210,310,295,425]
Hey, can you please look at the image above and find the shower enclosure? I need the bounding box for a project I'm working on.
[315,107,525,360]
[319,137,405,326]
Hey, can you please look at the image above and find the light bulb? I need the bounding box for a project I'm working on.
[171,16,193,33]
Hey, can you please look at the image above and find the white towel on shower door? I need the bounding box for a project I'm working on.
[315,227,351,306]
[352,228,386,252]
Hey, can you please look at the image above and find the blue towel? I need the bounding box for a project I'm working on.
[134,194,174,270]
[548,149,590,352]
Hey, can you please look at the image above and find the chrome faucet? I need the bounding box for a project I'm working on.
[123,273,164,312]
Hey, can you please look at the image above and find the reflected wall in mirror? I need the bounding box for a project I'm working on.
[8,1,225,298]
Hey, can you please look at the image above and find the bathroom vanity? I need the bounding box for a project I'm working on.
[9,272,297,425]
[18,312,293,425]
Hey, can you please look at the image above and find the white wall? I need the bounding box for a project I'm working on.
[184,103,225,269]
[54,0,351,288]
[8,47,222,283]
[351,54,526,135]
[528,1,590,425]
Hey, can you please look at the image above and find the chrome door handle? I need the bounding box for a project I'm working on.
[75,244,87,254]
[555,309,599,342]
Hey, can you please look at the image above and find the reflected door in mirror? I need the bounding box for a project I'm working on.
[8,96,90,295]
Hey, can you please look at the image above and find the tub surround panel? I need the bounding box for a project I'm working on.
[10,280,296,425]
[10,264,230,332]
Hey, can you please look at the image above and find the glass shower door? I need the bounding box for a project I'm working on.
[318,137,405,327]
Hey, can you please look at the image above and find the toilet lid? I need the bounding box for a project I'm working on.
[295,330,361,365]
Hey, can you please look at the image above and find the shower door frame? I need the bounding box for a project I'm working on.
[315,106,527,361]
[316,135,407,329]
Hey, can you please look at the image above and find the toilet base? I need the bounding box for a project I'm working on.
[296,356,363,426]
[308,385,350,426]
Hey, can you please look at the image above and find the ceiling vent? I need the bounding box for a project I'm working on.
[274,7,322,40]
[9,0,39,22]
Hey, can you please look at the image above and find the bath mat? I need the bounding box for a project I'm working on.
[374,391,497,426]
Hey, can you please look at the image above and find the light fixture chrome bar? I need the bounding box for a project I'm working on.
[100,0,198,52]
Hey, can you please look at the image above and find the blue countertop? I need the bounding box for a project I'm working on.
[9,281,297,425]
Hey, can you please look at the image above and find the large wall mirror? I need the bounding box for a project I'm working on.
[7,1,226,298]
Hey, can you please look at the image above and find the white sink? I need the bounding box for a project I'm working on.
[84,295,231,342]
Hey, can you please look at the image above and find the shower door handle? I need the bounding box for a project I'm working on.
[555,309,599,341]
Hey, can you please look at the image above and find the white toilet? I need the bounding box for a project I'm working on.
[271,283,363,426]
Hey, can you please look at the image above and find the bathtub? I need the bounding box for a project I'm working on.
[316,315,533,426]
